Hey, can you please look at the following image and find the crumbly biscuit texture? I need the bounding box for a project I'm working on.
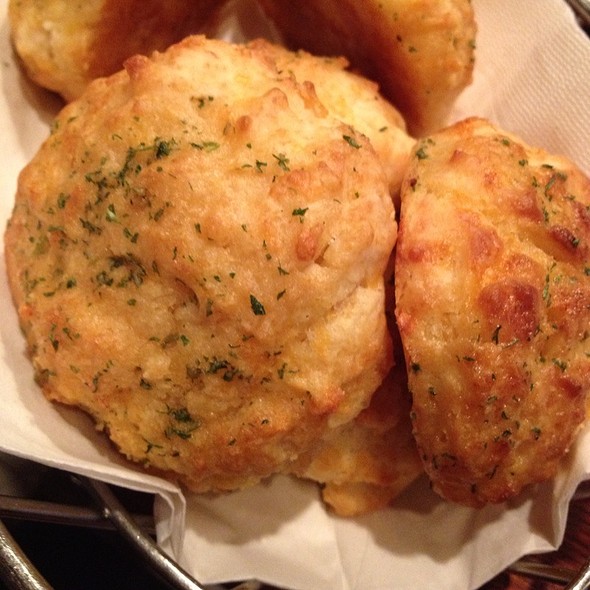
[5,36,399,494]
[291,256,422,516]
[291,337,422,516]
[257,40,415,200]
[258,0,476,136]
[395,117,590,506]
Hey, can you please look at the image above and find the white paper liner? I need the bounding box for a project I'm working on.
[0,1,589,588]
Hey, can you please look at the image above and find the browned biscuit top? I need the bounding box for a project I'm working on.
[395,117,590,506]
[5,36,398,494]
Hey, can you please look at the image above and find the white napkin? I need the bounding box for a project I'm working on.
[1,1,589,589]
[451,0,590,176]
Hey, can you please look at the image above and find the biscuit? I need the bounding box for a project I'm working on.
[258,0,477,136]
[8,0,222,101]
[395,117,590,506]
[5,36,399,495]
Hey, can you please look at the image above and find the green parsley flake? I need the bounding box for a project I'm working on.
[191,141,220,152]
[415,146,428,160]
[292,207,308,221]
[273,153,290,171]
[249,294,266,316]
[155,139,174,159]
[343,135,361,149]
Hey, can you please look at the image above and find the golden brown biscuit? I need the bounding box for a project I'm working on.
[8,0,223,101]
[395,117,590,506]
[257,0,476,136]
[5,36,399,495]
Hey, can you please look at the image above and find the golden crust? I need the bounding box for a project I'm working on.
[249,39,415,202]
[8,0,222,101]
[5,36,400,496]
[395,117,590,506]
[257,0,476,136]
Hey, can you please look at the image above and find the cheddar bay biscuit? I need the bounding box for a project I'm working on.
[8,0,222,101]
[5,36,401,495]
[291,254,422,516]
[395,117,590,506]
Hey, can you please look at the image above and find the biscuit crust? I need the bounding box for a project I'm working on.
[5,36,399,494]
[252,40,415,201]
[395,118,590,506]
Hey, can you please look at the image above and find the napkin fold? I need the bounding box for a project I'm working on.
[1,1,589,589]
